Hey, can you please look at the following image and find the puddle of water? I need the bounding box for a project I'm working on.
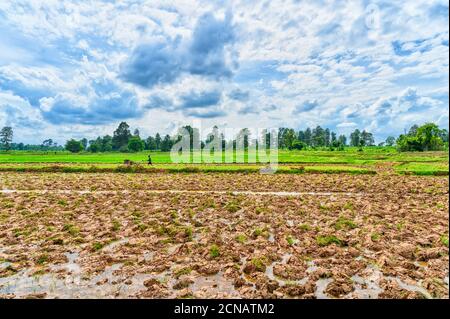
[191,271,239,298]
[51,252,81,275]
[385,276,432,299]
[0,261,11,271]
[350,265,383,299]
[0,252,148,298]
[347,265,433,299]
[315,278,333,299]
[306,260,318,273]
[1,247,440,299]
[264,253,308,287]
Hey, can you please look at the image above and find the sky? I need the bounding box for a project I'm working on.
[0,0,448,145]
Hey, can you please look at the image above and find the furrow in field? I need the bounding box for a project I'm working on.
[0,189,365,197]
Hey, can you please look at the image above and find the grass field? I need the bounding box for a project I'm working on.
[0,148,448,175]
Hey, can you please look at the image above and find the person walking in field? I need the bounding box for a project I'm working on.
[147,154,152,165]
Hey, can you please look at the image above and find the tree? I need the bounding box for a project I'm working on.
[88,139,101,153]
[128,136,145,152]
[361,130,374,146]
[175,125,200,150]
[133,129,140,138]
[416,123,444,151]
[278,128,296,149]
[112,122,132,150]
[155,133,162,150]
[408,124,419,136]
[236,128,250,150]
[304,128,312,146]
[101,135,113,152]
[0,127,13,151]
[80,138,88,150]
[290,140,306,150]
[298,130,305,144]
[324,128,331,146]
[160,134,173,152]
[350,129,361,147]
[385,136,396,146]
[42,139,53,149]
[65,139,84,153]
[438,129,449,143]
[396,123,444,151]
[338,135,347,146]
[145,136,157,150]
[331,132,337,145]
[312,126,326,147]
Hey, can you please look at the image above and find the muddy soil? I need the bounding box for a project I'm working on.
[0,172,447,195]
[0,173,448,299]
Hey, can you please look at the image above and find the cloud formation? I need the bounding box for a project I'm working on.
[121,12,236,88]
[180,90,222,109]
[0,1,447,144]
[120,41,182,88]
[294,100,320,113]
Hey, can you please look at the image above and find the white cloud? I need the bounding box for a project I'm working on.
[0,0,448,143]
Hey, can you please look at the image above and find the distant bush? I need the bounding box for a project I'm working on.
[118,145,129,153]
[397,123,447,152]
[289,140,306,150]
[65,139,84,153]
[128,136,145,152]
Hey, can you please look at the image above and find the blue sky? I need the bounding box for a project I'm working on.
[0,0,448,144]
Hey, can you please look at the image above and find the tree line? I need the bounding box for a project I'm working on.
[0,127,64,151]
[1,122,448,153]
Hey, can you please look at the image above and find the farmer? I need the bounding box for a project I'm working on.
[147,154,152,165]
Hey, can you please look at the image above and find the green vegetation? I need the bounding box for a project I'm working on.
[128,136,145,152]
[235,234,247,244]
[0,126,13,151]
[63,224,80,236]
[441,235,449,247]
[183,226,193,241]
[65,139,84,153]
[36,254,49,265]
[396,123,448,152]
[0,131,448,176]
[286,235,295,246]
[111,219,121,232]
[334,217,357,230]
[209,244,220,258]
[225,200,241,212]
[92,242,104,251]
[395,162,449,176]
[371,233,381,242]
[252,227,268,238]
[251,257,267,272]
[316,235,343,246]
[0,147,446,163]
[298,223,312,231]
